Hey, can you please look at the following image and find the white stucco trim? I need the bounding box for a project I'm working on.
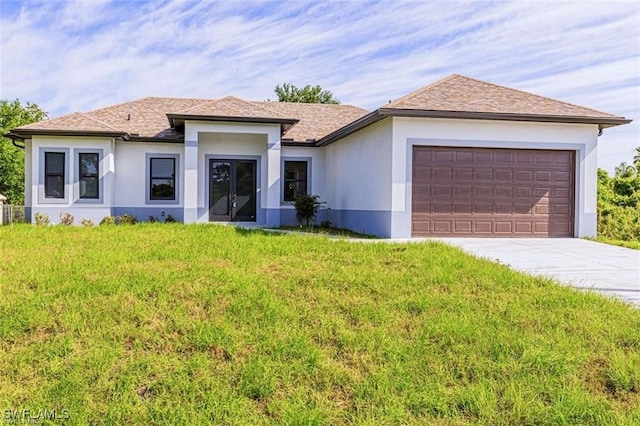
[390,117,599,238]
[186,120,281,226]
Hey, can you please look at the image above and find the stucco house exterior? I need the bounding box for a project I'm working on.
[6,75,630,238]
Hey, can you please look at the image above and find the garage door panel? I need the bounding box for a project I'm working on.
[412,147,574,237]
[517,152,535,163]
[554,171,571,182]
[494,187,513,198]
[495,170,514,182]
[516,171,534,182]
[476,151,493,162]
[454,168,473,180]
[474,170,493,181]
[455,151,474,162]
[453,185,472,197]
[433,221,452,232]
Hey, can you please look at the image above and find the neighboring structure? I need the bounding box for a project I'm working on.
[6,75,631,237]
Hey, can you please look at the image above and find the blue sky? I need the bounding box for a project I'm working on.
[1,0,638,172]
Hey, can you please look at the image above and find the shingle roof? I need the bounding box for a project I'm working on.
[255,101,368,141]
[175,96,291,119]
[13,96,368,142]
[386,74,622,119]
[10,74,629,144]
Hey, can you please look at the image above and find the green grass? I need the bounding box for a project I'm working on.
[591,237,640,250]
[278,225,378,239]
[1,224,639,425]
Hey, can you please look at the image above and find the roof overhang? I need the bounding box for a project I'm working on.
[379,108,632,129]
[5,129,127,141]
[315,108,632,146]
[167,113,299,136]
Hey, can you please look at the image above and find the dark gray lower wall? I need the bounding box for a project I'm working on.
[280,207,390,237]
[279,208,329,227]
[326,209,391,237]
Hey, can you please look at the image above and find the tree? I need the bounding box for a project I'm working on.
[614,162,637,179]
[633,146,640,168]
[274,83,340,104]
[0,99,48,204]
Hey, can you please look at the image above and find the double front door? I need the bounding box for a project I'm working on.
[209,159,257,222]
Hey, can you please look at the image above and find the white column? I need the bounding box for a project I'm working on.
[265,128,281,227]
[184,138,198,223]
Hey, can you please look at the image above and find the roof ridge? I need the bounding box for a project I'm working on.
[386,74,460,108]
[246,99,297,118]
[253,100,370,114]
[176,98,222,114]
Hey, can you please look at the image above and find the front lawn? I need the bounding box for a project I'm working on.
[0,224,638,424]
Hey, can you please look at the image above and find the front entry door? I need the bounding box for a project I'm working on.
[210,159,257,222]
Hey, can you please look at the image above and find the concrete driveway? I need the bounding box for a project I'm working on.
[433,238,639,306]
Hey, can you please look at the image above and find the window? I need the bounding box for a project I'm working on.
[78,153,99,199]
[284,160,308,201]
[44,152,65,198]
[149,157,176,200]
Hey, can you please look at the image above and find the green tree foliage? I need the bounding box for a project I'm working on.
[274,83,340,104]
[0,99,47,204]
[597,155,640,241]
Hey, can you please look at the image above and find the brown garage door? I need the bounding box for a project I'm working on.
[412,147,574,237]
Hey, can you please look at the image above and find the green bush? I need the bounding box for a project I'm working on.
[597,158,640,242]
[119,214,137,225]
[100,216,116,226]
[294,193,325,227]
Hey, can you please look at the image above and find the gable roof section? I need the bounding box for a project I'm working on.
[166,96,300,135]
[385,74,625,120]
[316,74,631,146]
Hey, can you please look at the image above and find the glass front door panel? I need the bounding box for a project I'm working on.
[211,161,231,219]
[210,159,256,222]
[235,161,255,220]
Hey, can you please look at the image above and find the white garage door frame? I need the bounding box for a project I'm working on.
[394,137,589,238]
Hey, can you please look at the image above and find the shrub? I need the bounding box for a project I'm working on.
[100,216,116,226]
[148,216,159,223]
[294,193,325,227]
[81,218,95,227]
[165,214,177,223]
[59,212,74,226]
[119,214,137,225]
[597,160,640,242]
[34,212,50,226]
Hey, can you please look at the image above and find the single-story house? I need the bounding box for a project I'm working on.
[6,74,631,237]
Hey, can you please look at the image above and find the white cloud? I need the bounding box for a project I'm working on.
[1,0,638,172]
